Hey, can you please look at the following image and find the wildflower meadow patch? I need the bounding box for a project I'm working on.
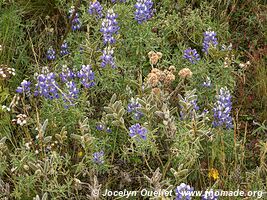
[0,0,266,199]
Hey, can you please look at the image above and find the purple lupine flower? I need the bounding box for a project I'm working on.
[100,9,120,45]
[202,76,211,87]
[127,98,143,120]
[175,183,194,200]
[69,7,81,31]
[183,48,200,64]
[65,81,79,99]
[59,66,76,83]
[34,72,59,100]
[179,95,199,120]
[129,123,147,140]
[93,151,104,164]
[96,124,104,131]
[16,80,31,96]
[62,81,79,108]
[106,127,112,133]
[202,31,218,54]
[101,46,116,68]
[202,189,219,200]
[134,0,155,24]
[47,46,56,60]
[60,41,70,56]
[77,65,95,88]
[88,1,103,18]
[212,87,233,129]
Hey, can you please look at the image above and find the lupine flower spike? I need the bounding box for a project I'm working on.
[60,41,70,56]
[100,9,120,45]
[134,0,155,24]
[47,46,56,60]
[69,7,82,31]
[202,31,218,54]
[212,87,233,129]
[101,46,116,68]
[88,1,103,18]
[127,98,143,119]
[203,76,211,87]
[34,72,59,100]
[175,183,194,200]
[93,151,104,164]
[59,65,76,83]
[183,48,200,64]
[77,65,95,88]
[129,123,147,140]
[16,80,31,96]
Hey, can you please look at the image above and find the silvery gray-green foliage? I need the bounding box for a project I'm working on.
[33,192,47,200]
[104,93,126,130]
[155,103,177,138]
[0,137,8,174]
[0,177,10,199]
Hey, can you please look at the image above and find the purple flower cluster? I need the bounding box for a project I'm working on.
[202,190,219,200]
[100,9,120,45]
[69,7,81,31]
[60,41,69,56]
[16,80,31,96]
[183,48,200,64]
[129,123,147,140]
[77,65,95,88]
[101,46,116,68]
[96,123,112,133]
[96,124,105,131]
[127,98,143,119]
[34,73,60,100]
[175,183,194,200]
[179,96,199,120]
[212,87,233,129]
[134,0,155,24]
[202,31,218,54]
[93,151,104,164]
[88,1,103,18]
[65,81,79,99]
[203,76,211,88]
[47,46,56,60]
[59,66,76,83]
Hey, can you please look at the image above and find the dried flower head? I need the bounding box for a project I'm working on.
[152,87,161,95]
[164,72,175,85]
[168,65,176,72]
[0,65,16,80]
[147,72,159,87]
[12,114,28,126]
[178,68,192,79]
[148,51,162,65]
